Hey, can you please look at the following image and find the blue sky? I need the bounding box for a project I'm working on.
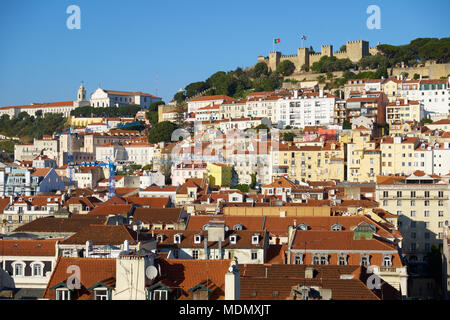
[0,0,449,106]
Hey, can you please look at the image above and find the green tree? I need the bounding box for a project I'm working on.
[339,45,347,52]
[252,62,269,78]
[317,75,326,83]
[283,132,295,141]
[342,120,352,129]
[174,91,186,104]
[147,121,178,144]
[413,73,421,80]
[277,60,296,76]
[423,118,433,124]
[148,101,165,112]
[250,173,257,189]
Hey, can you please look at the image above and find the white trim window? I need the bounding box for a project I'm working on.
[360,254,370,267]
[12,262,25,277]
[338,254,348,266]
[153,290,168,300]
[31,262,44,277]
[294,254,303,264]
[94,288,109,300]
[56,289,71,300]
[383,255,393,267]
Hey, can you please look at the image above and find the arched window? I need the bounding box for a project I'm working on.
[331,223,343,231]
[233,224,243,231]
[297,223,309,231]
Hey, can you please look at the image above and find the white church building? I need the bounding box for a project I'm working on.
[90,88,161,109]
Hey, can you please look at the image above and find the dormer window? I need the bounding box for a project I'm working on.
[331,223,343,231]
[174,234,182,244]
[383,255,392,267]
[230,235,237,244]
[338,254,348,265]
[297,223,309,231]
[294,254,304,265]
[251,234,260,244]
[360,254,370,267]
[233,224,243,231]
[156,234,164,243]
[194,234,202,244]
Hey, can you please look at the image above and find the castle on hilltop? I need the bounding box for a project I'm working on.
[257,40,379,72]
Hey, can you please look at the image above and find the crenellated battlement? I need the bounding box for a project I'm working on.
[260,39,374,72]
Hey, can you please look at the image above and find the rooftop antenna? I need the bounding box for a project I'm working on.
[155,72,159,97]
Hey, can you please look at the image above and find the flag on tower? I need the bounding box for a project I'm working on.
[301,35,307,40]
[274,38,281,44]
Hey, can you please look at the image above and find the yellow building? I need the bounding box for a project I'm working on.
[207,163,233,187]
[381,78,402,102]
[380,136,420,175]
[346,126,381,183]
[386,99,423,124]
[273,141,345,183]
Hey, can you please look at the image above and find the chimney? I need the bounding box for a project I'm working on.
[294,90,298,99]
[204,236,208,259]
[305,267,315,279]
[319,89,323,98]
[123,240,130,253]
[218,237,222,259]
[225,259,240,300]
[85,240,92,256]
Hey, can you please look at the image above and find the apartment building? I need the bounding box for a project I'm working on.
[346,127,381,183]
[277,91,336,128]
[273,141,344,183]
[386,99,424,124]
[376,171,449,262]
[380,136,420,175]
[414,141,450,176]
[346,92,389,126]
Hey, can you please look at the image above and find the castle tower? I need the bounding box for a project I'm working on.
[321,45,333,57]
[77,82,86,102]
[346,40,370,62]
[297,47,310,70]
[269,51,281,72]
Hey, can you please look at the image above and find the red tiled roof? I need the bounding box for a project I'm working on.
[43,257,116,300]
[0,239,60,256]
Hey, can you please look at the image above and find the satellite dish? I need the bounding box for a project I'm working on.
[145,265,158,280]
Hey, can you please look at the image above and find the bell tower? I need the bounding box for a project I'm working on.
[77,81,86,102]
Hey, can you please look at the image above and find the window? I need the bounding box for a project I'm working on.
[229,235,237,244]
[174,234,181,244]
[438,211,444,217]
[94,289,109,300]
[424,191,430,198]
[252,235,260,244]
[193,235,201,244]
[294,254,303,264]
[320,256,328,265]
[32,263,42,276]
[153,290,168,300]
[424,210,430,217]
[14,263,24,276]
[251,252,258,260]
[331,224,343,231]
[312,256,319,264]
[192,250,199,260]
[56,289,71,300]
[410,211,416,217]
[424,200,430,206]
[383,255,392,267]
[361,255,370,267]
[338,255,347,265]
